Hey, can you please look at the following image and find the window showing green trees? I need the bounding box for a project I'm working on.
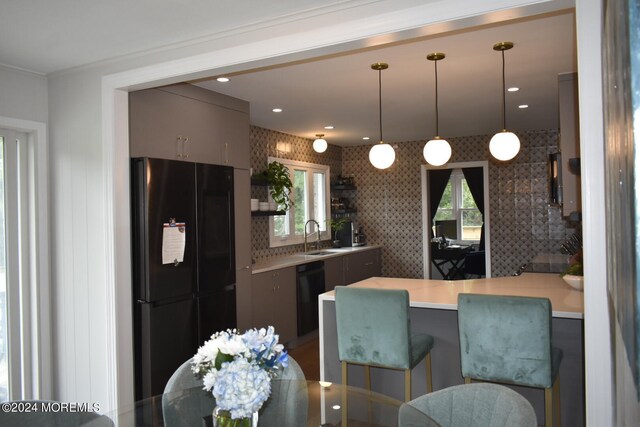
[434,169,482,241]
[269,157,330,247]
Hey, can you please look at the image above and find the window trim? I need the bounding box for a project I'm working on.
[268,157,331,248]
[0,118,51,401]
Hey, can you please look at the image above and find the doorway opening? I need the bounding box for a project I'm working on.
[421,161,491,279]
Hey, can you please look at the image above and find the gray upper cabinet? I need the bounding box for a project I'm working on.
[129,84,250,169]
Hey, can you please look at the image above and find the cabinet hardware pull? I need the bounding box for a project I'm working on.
[364,262,374,266]
[183,136,189,158]
[176,136,183,159]
[225,142,229,164]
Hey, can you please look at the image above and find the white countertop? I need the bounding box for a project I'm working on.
[251,245,382,274]
[320,273,584,319]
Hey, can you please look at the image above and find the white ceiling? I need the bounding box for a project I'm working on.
[0,0,357,74]
[194,11,577,145]
[0,1,576,146]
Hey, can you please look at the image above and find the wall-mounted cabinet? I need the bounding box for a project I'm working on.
[129,83,250,169]
[558,73,581,217]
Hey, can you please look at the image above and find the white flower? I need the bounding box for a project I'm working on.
[218,333,249,356]
[202,370,217,392]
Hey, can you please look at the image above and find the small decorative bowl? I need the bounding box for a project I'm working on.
[562,274,584,291]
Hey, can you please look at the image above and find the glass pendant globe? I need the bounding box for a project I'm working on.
[313,137,328,153]
[369,143,396,169]
[423,138,452,166]
[489,131,520,161]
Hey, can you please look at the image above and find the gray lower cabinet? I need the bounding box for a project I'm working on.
[129,84,249,169]
[324,256,345,292]
[251,267,297,343]
[344,248,382,284]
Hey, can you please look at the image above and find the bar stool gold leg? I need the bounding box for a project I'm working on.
[554,377,561,427]
[364,365,371,393]
[425,353,433,392]
[464,377,472,384]
[341,361,348,427]
[404,369,412,401]
[545,387,553,427]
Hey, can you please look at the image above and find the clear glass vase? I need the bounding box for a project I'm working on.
[212,407,258,427]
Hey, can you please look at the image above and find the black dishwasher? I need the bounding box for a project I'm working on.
[296,261,326,336]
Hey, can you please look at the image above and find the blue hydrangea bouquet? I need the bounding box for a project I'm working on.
[192,326,288,427]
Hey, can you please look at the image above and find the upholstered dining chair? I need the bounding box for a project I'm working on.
[457,294,562,427]
[0,400,113,426]
[399,383,536,427]
[335,286,435,402]
[162,355,306,427]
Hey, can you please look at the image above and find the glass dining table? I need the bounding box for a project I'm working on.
[91,380,437,427]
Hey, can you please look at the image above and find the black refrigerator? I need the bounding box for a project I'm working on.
[131,157,236,401]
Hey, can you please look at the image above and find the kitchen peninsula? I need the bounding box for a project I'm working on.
[319,273,584,427]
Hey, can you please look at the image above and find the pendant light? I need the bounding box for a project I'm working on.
[423,52,452,166]
[368,62,396,169]
[489,41,520,161]
[313,134,328,153]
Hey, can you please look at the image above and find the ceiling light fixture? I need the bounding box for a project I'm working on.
[324,125,334,130]
[362,136,370,140]
[313,133,328,153]
[423,52,452,166]
[216,77,230,82]
[489,42,520,161]
[368,62,396,169]
[272,108,283,113]
[507,87,519,92]
[518,104,529,109]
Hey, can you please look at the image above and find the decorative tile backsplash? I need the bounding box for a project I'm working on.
[250,126,578,277]
[250,126,342,262]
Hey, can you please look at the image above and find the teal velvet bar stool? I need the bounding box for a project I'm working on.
[335,286,435,402]
[457,294,563,427]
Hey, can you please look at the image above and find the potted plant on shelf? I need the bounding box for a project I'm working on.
[252,161,294,212]
[330,217,349,247]
[561,250,583,291]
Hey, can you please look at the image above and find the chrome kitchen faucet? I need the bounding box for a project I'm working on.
[304,219,321,252]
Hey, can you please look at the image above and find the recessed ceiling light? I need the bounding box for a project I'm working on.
[216,77,230,82]
[508,87,519,92]
[362,136,370,140]
[332,405,341,410]
[272,108,283,113]
[518,104,529,109]
[324,125,334,130]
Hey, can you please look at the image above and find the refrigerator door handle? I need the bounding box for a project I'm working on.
[223,284,236,291]
[137,299,152,304]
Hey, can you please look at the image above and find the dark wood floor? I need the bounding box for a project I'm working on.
[287,335,320,380]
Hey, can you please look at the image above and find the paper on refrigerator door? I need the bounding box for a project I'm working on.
[162,222,186,264]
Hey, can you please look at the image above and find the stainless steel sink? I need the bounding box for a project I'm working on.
[304,251,333,256]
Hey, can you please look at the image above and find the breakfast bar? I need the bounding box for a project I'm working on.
[318,273,584,426]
